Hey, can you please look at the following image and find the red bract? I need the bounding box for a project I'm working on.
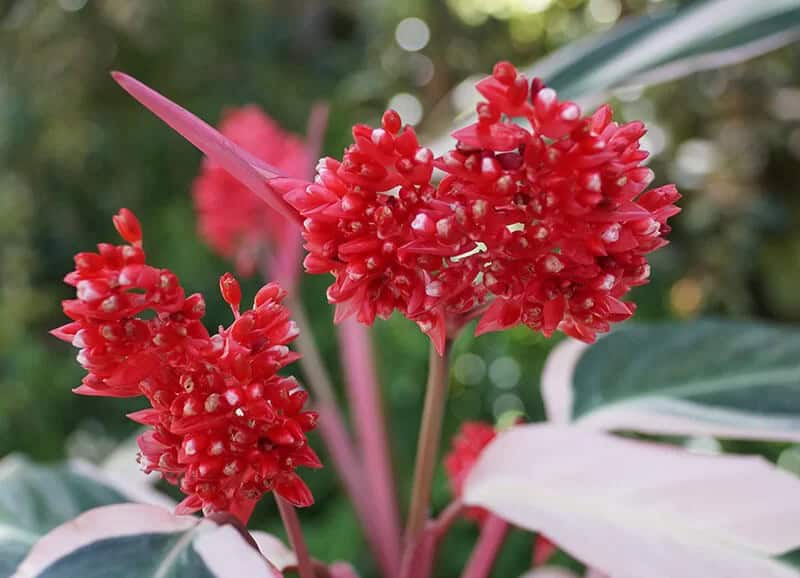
[192,106,308,281]
[443,421,497,523]
[436,62,680,342]
[296,63,679,348]
[288,111,480,354]
[52,209,320,519]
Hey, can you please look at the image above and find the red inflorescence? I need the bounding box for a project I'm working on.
[192,106,308,280]
[287,111,482,353]
[52,209,320,519]
[295,62,680,350]
[443,421,497,523]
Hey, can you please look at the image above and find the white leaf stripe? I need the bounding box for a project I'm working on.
[541,321,800,441]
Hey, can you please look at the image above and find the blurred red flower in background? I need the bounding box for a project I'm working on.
[192,106,310,286]
[443,421,497,523]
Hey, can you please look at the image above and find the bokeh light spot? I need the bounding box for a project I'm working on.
[388,93,423,126]
[587,0,621,24]
[454,352,487,385]
[489,356,521,389]
[670,277,704,318]
[395,17,430,52]
[493,393,524,418]
[59,0,88,12]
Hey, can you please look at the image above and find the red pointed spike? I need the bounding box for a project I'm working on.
[112,208,143,246]
[110,71,302,224]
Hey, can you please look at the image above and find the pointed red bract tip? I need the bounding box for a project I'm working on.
[219,272,242,313]
[110,70,130,85]
[110,70,303,225]
[112,208,142,246]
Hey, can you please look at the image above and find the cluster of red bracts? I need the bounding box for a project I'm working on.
[290,62,680,352]
[52,209,320,520]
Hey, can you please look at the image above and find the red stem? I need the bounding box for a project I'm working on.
[404,340,453,545]
[305,102,329,165]
[459,515,509,578]
[399,499,464,578]
[288,295,396,576]
[276,495,316,578]
[337,318,401,577]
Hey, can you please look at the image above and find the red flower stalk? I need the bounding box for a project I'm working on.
[52,209,320,519]
[192,106,308,283]
[443,421,497,523]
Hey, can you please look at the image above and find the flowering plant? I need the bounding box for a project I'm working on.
[8,3,800,578]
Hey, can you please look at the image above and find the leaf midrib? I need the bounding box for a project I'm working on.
[151,527,199,578]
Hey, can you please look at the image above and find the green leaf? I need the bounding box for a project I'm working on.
[428,0,800,152]
[541,319,800,441]
[0,455,173,578]
[529,0,800,102]
[13,504,283,578]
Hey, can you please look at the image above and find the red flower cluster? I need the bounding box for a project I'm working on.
[443,421,497,523]
[192,106,308,282]
[287,110,472,352]
[292,62,680,350]
[52,209,320,519]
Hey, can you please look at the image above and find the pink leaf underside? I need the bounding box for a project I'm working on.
[584,570,610,578]
[194,525,283,578]
[540,338,800,442]
[110,72,301,224]
[13,503,283,578]
[251,531,298,571]
[463,424,800,578]
[520,568,580,578]
[520,568,607,578]
[540,338,588,423]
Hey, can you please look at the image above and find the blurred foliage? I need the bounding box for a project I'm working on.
[1,0,799,576]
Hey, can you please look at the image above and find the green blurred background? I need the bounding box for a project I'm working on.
[1,0,799,576]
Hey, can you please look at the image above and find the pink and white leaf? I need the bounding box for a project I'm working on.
[13,504,282,578]
[251,531,297,571]
[520,569,579,578]
[463,424,800,578]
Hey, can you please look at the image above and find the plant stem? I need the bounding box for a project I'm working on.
[459,515,509,578]
[288,295,395,576]
[276,495,316,578]
[399,499,463,578]
[404,339,453,545]
[288,295,366,506]
[338,317,401,576]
